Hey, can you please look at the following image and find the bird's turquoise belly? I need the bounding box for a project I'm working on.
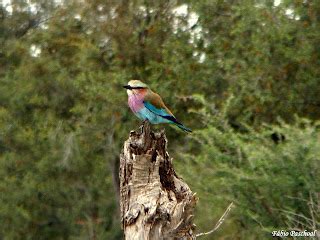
[135,107,169,124]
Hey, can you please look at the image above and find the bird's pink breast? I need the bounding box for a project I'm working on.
[128,94,144,113]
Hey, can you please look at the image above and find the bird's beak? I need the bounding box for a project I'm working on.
[123,85,132,90]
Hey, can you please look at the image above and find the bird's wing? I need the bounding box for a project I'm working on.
[144,91,192,132]
[143,91,181,124]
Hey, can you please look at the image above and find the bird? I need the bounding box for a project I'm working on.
[123,80,192,132]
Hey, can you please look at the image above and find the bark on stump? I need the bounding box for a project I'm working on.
[119,121,197,240]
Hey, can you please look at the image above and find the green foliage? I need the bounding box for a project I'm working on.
[178,108,320,239]
[0,0,319,239]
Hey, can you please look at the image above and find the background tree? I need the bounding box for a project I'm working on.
[0,0,319,239]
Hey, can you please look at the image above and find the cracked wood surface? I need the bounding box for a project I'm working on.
[119,121,197,240]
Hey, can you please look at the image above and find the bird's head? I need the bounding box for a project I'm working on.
[123,80,149,96]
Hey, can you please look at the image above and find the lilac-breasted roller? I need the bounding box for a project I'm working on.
[123,80,192,132]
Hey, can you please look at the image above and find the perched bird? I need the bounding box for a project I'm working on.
[123,80,192,132]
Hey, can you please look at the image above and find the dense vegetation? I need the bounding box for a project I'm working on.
[0,0,319,239]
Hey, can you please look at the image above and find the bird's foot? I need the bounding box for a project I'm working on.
[138,119,151,136]
[142,119,150,125]
[140,119,150,130]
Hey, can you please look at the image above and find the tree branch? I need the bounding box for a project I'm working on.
[196,202,234,238]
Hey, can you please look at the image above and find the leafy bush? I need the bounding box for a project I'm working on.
[178,109,320,239]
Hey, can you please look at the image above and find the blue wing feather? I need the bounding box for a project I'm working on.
[144,101,181,124]
[143,101,172,117]
[143,101,192,132]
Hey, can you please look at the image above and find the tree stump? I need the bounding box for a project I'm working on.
[119,121,197,240]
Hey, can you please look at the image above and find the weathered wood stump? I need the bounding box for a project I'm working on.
[119,121,197,240]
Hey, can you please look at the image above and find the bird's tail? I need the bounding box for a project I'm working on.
[175,122,192,133]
